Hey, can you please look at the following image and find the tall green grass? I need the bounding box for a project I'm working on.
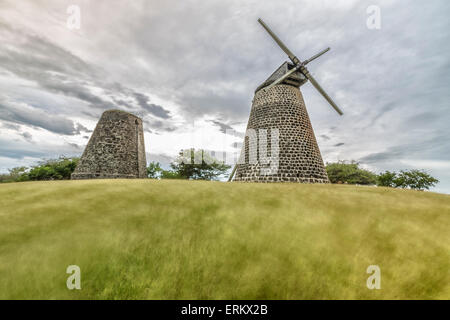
[0,179,448,299]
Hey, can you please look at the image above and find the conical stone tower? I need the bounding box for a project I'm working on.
[233,62,329,183]
[71,110,147,179]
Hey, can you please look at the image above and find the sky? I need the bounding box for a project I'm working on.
[0,0,449,193]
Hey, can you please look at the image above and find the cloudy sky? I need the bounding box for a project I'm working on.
[0,0,449,193]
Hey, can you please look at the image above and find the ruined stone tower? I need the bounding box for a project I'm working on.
[71,110,147,179]
[233,62,329,183]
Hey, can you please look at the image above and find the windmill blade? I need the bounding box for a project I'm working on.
[303,47,330,65]
[258,18,301,65]
[266,66,299,90]
[304,72,344,115]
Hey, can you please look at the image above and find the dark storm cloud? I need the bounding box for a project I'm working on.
[0,136,82,161]
[75,123,92,134]
[360,133,450,164]
[0,147,46,159]
[0,24,109,116]
[20,132,32,142]
[0,22,93,78]
[1,122,20,131]
[0,22,172,125]
[66,142,81,150]
[133,92,171,119]
[210,120,233,134]
[210,120,244,138]
[0,99,77,135]
[40,79,112,111]
[144,119,177,133]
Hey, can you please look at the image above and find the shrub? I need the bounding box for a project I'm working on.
[326,161,377,185]
[147,149,231,181]
[26,157,79,181]
[147,162,162,179]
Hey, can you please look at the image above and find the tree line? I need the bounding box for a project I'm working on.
[147,149,230,180]
[326,161,438,191]
[0,157,79,183]
[0,151,439,191]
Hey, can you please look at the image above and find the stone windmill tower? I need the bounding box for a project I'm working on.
[229,19,343,183]
[71,110,147,179]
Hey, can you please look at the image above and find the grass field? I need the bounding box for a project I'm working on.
[0,179,449,299]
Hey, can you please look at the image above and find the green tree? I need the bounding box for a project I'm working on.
[0,167,29,183]
[376,169,438,191]
[377,171,397,187]
[326,161,377,185]
[166,149,230,180]
[0,157,79,182]
[395,170,439,191]
[147,162,163,179]
[8,167,29,182]
[160,170,181,179]
[27,157,79,181]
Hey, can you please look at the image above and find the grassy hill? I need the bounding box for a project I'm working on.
[0,179,448,299]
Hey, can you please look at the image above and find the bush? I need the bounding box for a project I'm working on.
[2,167,29,182]
[378,169,439,191]
[26,157,79,181]
[147,162,162,179]
[326,161,439,191]
[326,161,377,185]
[0,157,79,183]
[147,149,231,181]
[146,161,181,179]
[170,149,231,180]
[160,170,181,179]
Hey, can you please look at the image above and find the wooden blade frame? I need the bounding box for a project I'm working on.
[257,18,344,116]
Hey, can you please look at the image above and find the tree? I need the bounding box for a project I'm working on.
[147,162,163,179]
[27,157,79,181]
[326,161,377,185]
[377,171,397,187]
[160,170,181,179]
[0,167,29,183]
[395,170,438,191]
[146,161,181,179]
[166,149,231,180]
[0,157,79,183]
[377,169,438,190]
[8,167,29,182]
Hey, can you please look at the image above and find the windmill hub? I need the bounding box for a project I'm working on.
[256,62,307,93]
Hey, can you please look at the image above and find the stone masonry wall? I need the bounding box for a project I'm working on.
[234,84,329,183]
[71,110,147,179]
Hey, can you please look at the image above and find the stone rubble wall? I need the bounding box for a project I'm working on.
[234,84,329,183]
[71,110,147,179]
